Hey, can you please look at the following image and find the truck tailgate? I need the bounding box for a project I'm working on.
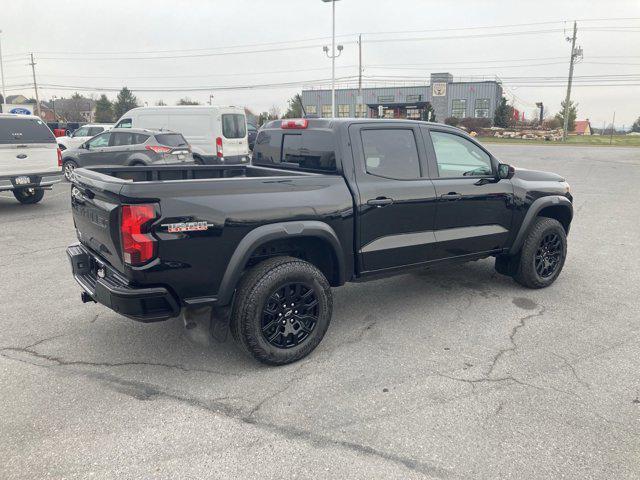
[71,173,126,272]
[0,143,60,176]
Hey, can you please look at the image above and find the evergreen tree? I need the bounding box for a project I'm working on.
[283,94,303,118]
[113,87,139,118]
[94,95,114,123]
[555,100,578,132]
[493,97,514,128]
[631,116,640,133]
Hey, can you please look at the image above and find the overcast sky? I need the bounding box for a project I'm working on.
[2,0,639,127]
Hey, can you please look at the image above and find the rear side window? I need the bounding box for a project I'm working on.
[155,133,187,147]
[222,114,246,139]
[0,117,55,144]
[253,130,337,173]
[110,132,133,146]
[361,129,420,180]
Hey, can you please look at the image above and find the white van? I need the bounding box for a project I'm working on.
[114,106,250,165]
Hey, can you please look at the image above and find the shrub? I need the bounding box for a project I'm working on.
[444,116,459,126]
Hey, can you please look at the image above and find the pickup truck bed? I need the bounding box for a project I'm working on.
[67,118,572,365]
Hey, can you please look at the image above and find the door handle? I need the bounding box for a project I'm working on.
[440,192,462,201]
[367,197,394,207]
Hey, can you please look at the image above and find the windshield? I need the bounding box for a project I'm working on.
[155,133,188,147]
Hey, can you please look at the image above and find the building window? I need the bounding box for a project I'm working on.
[338,104,350,117]
[451,99,466,118]
[321,105,332,118]
[406,94,422,103]
[406,108,421,120]
[377,95,394,103]
[355,104,366,118]
[306,105,317,115]
[383,109,394,119]
[474,98,490,118]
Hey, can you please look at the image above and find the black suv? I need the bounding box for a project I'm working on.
[61,128,193,181]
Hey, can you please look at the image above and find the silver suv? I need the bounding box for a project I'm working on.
[61,128,193,181]
[0,114,62,204]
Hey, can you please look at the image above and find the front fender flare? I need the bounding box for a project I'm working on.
[509,195,573,255]
[215,221,345,306]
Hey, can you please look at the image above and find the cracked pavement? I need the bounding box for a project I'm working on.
[1,145,639,479]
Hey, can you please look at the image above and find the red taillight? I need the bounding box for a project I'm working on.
[216,137,223,158]
[57,147,62,167]
[145,145,171,154]
[281,119,308,129]
[120,204,157,266]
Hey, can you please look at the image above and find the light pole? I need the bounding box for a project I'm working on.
[322,0,342,118]
[0,30,6,107]
[51,95,57,121]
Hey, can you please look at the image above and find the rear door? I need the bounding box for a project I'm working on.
[349,123,438,273]
[423,127,514,258]
[220,112,248,157]
[0,117,59,176]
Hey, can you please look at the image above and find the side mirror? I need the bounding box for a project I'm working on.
[66,131,72,137]
[81,143,89,150]
[498,163,515,180]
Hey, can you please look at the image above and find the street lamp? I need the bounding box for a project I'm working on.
[51,95,57,121]
[322,0,342,118]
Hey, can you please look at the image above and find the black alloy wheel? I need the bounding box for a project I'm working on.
[534,232,562,278]
[261,282,319,349]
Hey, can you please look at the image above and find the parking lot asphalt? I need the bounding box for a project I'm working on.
[1,144,639,479]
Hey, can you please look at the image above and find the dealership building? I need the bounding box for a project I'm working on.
[301,73,503,122]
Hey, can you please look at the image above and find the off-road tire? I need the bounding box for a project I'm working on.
[514,217,567,289]
[230,256,332,365]
[13,188,45,204]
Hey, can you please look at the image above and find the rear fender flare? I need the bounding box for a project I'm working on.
[216,221,345,306]
[509,195,573,255]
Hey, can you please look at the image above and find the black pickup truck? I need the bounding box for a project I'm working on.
[67,118,573,365]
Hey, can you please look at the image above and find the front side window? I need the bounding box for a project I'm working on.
[222,114,246,139]
[321,105,332,118]
[430,131,492,177]
[86,132,111,149]
[338,104,350,117]
[451,99,466,118]
[474,98,490,118]
[305,105,317,115]
[361,129,420,180]
[115,118,132,128]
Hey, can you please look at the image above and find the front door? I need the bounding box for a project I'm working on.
[349,123,438,273]
[423,128,513,259]
[78,132,112,166]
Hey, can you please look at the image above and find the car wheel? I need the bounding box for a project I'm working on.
[230,256,333,365]
[513,217,567,288]
[13,188,45,204]
[63,160,77,182]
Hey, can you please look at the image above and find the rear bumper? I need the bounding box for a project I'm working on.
[0,173,62,192]
[199,154,250,165]
[67,243,180,322]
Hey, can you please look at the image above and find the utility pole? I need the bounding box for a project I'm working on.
[562,21,582,141]
[609,111,615,145]
[29,53,42,118]
[0,30,6,107]
[358,34,362,94]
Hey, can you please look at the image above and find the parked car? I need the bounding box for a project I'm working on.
[113,105,250,165]
[56,123,113,151]
[61,128,193,181]
[0,114,62,204]
[247,123,258,150]
[66,118,573,365]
